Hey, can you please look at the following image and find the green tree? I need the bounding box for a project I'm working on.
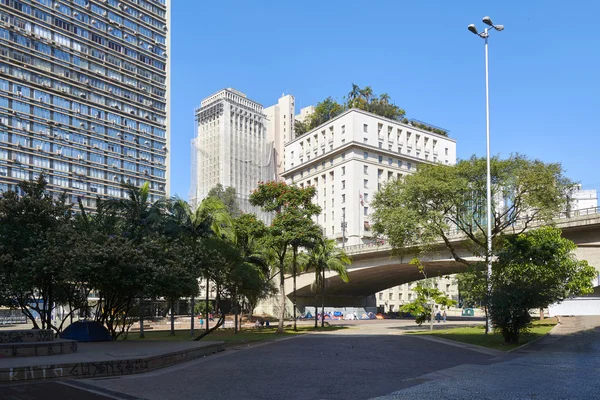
[249,181,321,333]
[294,120,309,137]
[207,183,240,217]
[307,97,345,130]
[169,196,234,337]
[490,227,596,344]
[303,237,351,328]
[0,176,79,332]
[232,214,274,318]
[372,154,573,331]
[346,84,406,121]
[400,259,456,328]
[454,264,488,309]
[400,283,456,326]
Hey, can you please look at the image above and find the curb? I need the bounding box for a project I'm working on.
[407,334,504,357]
[506,316,562,354]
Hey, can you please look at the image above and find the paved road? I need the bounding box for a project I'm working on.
[75,333,493,400]
[372,316,600,400]
[1,317,597,400]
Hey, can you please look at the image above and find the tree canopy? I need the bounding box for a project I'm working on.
[490,227,596,344]
[295,83,445,137]
[250,181,322,332]
[372,154,573,264]
[0,177,274,340]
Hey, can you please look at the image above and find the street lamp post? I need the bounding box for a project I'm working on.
[468,16,504,335]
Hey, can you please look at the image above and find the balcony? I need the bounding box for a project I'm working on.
[320,141,325,148]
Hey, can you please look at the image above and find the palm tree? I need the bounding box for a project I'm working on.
[304,238,351,328]
[168,196,234,336]
[99,182,168,239]
[97,182,170,338]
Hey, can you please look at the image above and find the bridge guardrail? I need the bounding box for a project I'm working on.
[344,206,600,254]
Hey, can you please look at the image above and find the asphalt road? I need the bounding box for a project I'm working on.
[2,317,597,400]
[73,332,494,400]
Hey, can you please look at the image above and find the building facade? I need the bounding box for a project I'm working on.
[190,88,275,218]
[281,108,459,312]
[263,93,294,180]
[569,184,598,214]
[0,0,170,207]
[282,108,457,246]
[376,276,460,313]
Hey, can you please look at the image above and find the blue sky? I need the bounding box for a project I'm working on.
[170,0,600,200]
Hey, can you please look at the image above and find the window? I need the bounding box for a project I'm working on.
[363,124,368,133]
[364,179,368,189]
[398,160,402,167]
[342,180,345,189]
[364,165,368,174]
[342,125,345,134]
[389,293,393,300]
[379,293,383,300]
[341,152,346,160]
[388,158,393,165]
[364,207,368,216]
[364,193,369,202]
[445,148,449,156]
[407,162,412,170]
[364,151,368,160]
[342,194,346,203]
[341,166,345,176]
[378,155,383,163]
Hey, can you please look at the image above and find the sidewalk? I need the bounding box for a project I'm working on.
[370,316,600,400]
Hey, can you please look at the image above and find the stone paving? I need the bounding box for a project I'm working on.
[1,317,597,399]
[371,316,600,400]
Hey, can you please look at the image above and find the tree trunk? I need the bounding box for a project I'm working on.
[277,264,286,333]
[234,298,239,334]
[539,308,545,320]
[321,269,325,328]
[170,299,175,336]
[314,270,319,329]
[190,296,195,337]
[292,246,298,332]
[205,275,210,334]
[139,299,145,339]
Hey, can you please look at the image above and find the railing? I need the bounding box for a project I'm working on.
[343,206,600,254]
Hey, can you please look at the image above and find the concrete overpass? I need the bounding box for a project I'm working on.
[286,210,600,310]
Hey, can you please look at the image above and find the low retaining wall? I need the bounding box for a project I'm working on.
[0,342,224,383]
[0,330,54,344]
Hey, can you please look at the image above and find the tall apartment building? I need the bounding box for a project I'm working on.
[263,93,295,179]
[190,88,275,218]
[0,0,169,207]
[283,108,457,246]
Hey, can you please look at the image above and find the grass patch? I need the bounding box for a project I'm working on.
[409,317,558,351]
[124,325,347,345]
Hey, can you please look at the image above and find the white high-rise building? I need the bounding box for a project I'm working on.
[282,108,458,314]
[295,105,315,124]
[190,88,275,218]
[264,94,295,179]
[282,108,457,246]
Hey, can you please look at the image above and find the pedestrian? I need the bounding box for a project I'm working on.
[198,313,204,328]
[436,310,441,323]
[442,310,447,323]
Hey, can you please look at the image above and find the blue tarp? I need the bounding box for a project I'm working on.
[60,320,112,342]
